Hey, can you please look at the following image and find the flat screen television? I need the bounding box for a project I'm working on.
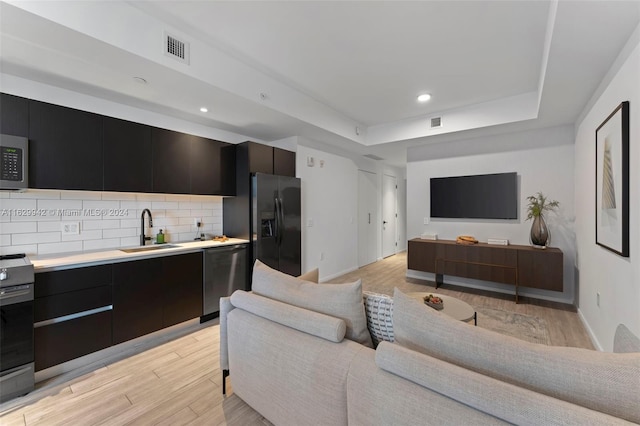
[430,172,518,219]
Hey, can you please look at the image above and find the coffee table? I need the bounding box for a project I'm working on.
[407,292,477,325]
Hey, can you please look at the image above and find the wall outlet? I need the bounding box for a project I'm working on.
[423,217,430,225]
[61,222,80,235]
[194,217,202,227]
[307,218,314,227]
[320,252,324,261]
[596,292,600,307]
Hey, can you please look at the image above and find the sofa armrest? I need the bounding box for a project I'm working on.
[219,296,235,372]
[614,324,640,353]
[230,290,347,343]
[375,342,632,425]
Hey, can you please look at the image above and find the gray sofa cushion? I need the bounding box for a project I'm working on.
[230,290,346,343]
[347,345,508,426]
[614,324,640,353]
[252,260,373,347]
[375,342,631,426]
[392,288,640,423]
[227,308,365,426]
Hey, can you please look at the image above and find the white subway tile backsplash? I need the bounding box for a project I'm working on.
[0,222,37,234]
[61,191,102,200]
[1,244,38,256]
[83,238,121,251]
[38,241,83,255]
[10,189,61,199]
[120,236,140,247]
[1,199,37,210]
[165,194,192,202]
[136,193,166,202]
[61,230,103,242]
[103,228,137,239]
[37,222,64,232]
[3,190,223,255]
[151,201,179,210]
[102,192,136,201]
[82,220,120,230]
[13,232,61,245]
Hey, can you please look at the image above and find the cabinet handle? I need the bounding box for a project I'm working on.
[34,305,112,328]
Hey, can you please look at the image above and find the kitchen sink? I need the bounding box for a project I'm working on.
[119,244,179,253]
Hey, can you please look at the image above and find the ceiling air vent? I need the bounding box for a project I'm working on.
[430,116,442,128]
[164,32,190,64]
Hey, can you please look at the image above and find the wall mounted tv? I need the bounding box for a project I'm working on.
[430,172,518,219]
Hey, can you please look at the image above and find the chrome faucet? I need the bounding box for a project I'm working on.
[140,209,153,246]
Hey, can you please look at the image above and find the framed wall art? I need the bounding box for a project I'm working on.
[595,101,629,257]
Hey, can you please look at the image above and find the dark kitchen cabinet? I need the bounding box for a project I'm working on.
[235,141,296,176]
[113,252,204,344]
[103,117,152,192]
[113,257,164,344]
[34,265,113,371]
[163,252,203,327]
[191,136,226,196]
[273,147,296,177]
[152,127,191,194]
[0,93,29,137]
[28,100,103,190]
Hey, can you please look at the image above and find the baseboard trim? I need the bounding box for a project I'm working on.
[577,308,603,351]
[320,266,359,282]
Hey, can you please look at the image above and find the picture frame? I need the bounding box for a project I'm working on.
[595,101,629,257]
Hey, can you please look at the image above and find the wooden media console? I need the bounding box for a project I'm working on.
[407,238,563,303]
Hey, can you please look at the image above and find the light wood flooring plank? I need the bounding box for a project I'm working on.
[0,251,595,425]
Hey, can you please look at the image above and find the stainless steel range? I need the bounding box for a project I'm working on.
[0,253,34,402]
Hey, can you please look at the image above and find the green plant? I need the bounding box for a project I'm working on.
[526,192,559,220]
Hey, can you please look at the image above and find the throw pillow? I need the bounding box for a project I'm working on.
[252,260,373,347]
[363,291,394,347]
[298,268,319,283]
[392,288,640,424]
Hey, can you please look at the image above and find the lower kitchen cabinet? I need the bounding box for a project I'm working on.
[163,253,203,327]
[113,252,203,345]
[34,265,113,371]
[35,311,112,371]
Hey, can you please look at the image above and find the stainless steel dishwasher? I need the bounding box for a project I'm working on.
[202,244,247,321]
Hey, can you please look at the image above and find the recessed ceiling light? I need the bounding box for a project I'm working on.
[417,93,431,102]
[200,107,208,113]
[133,77,147,84]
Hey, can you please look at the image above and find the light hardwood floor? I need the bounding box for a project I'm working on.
[0,252,593,425]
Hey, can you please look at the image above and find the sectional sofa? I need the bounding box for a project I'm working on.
[219,260,640,425]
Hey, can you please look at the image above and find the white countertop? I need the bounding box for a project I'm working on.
[30,238,250,272]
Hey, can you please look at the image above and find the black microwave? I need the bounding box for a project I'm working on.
[0,134,28,191]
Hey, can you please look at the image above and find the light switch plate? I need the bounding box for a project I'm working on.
[61,222,80,235]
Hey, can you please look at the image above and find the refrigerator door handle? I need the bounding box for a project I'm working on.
[275,197,282,246]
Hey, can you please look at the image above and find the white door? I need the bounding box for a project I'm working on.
[358,170,378,267]
[382,174,397,258]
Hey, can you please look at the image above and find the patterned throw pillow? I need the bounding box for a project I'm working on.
[363,291,394,347]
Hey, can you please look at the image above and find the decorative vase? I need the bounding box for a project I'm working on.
[530,215,549,248]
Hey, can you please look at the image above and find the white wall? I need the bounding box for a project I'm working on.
[574,28,640,351]
[0,189,222,256]
[295,139,406,281]
[406,125,576,303]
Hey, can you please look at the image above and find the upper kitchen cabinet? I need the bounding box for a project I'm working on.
[191,136,235,196]
[28,100,103,190]
[273,147,296,177]
[237,141,296,177]
[0,93,29,137]
[103,117,152,193]
[152,127,191,194]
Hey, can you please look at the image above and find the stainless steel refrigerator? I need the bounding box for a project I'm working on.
[251,173,301,276]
